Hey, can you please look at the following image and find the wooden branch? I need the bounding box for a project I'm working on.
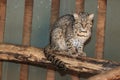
[0,43,120,78]
[88,67,120,80]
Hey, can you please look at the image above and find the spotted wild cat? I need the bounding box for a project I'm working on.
[45,12,94,70]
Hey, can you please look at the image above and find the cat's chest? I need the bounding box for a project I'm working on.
[71,37,86,46]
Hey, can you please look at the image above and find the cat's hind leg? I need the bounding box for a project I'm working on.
[51,28,67,51]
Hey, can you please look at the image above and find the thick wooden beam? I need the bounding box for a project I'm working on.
[0,0,7,79]
[0,43,120,78]
[95,0,107,59]
[20,0,33,80]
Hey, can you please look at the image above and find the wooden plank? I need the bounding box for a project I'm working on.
[20,0,33,80]
[46,0,60,80]
[95,0,106,59]
[75,0,84,13]
[0,0,7,79]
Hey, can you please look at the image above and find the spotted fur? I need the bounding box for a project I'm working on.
[45,12,94,70]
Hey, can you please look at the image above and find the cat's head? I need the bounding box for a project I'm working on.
[73,12,94,32]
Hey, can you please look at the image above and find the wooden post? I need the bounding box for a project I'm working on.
[0,0,7,79]
[46,0,60,80]
[71,0,85,80]
[0,0,6,43]
[95,0,106,59]
[20,0,33,80]
[50,0,60,27]
[75,0,84,13]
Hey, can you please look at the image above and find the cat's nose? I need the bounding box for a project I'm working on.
[82,23,86,28]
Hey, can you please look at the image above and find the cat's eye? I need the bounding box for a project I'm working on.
[87,22,92,25]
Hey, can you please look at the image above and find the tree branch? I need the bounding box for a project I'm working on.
[0,43,120,78]
[88,67,120,80]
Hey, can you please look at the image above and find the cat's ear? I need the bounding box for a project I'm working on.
[73,13,79,20]
[88,14,94,20]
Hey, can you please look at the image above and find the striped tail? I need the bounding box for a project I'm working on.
[44,50,67,70]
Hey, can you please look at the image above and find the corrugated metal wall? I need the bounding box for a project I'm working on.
[0,0,120,80]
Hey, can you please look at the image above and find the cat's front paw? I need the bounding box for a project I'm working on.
[66,52,73,56]
[78,52,86,57]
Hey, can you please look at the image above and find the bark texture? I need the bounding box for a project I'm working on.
[0,43,120,78]
[88,67,120,80]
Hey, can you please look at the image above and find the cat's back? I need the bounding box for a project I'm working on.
[53,14,75,29]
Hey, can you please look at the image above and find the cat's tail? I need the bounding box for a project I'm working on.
[44,46,67,70]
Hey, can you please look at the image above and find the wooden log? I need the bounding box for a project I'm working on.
[95,0,107,59]
[0,0,7,79]
[20,0,33,80]
[88,67,120,80]
[0,43,120,78]
[0,43,46,66]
